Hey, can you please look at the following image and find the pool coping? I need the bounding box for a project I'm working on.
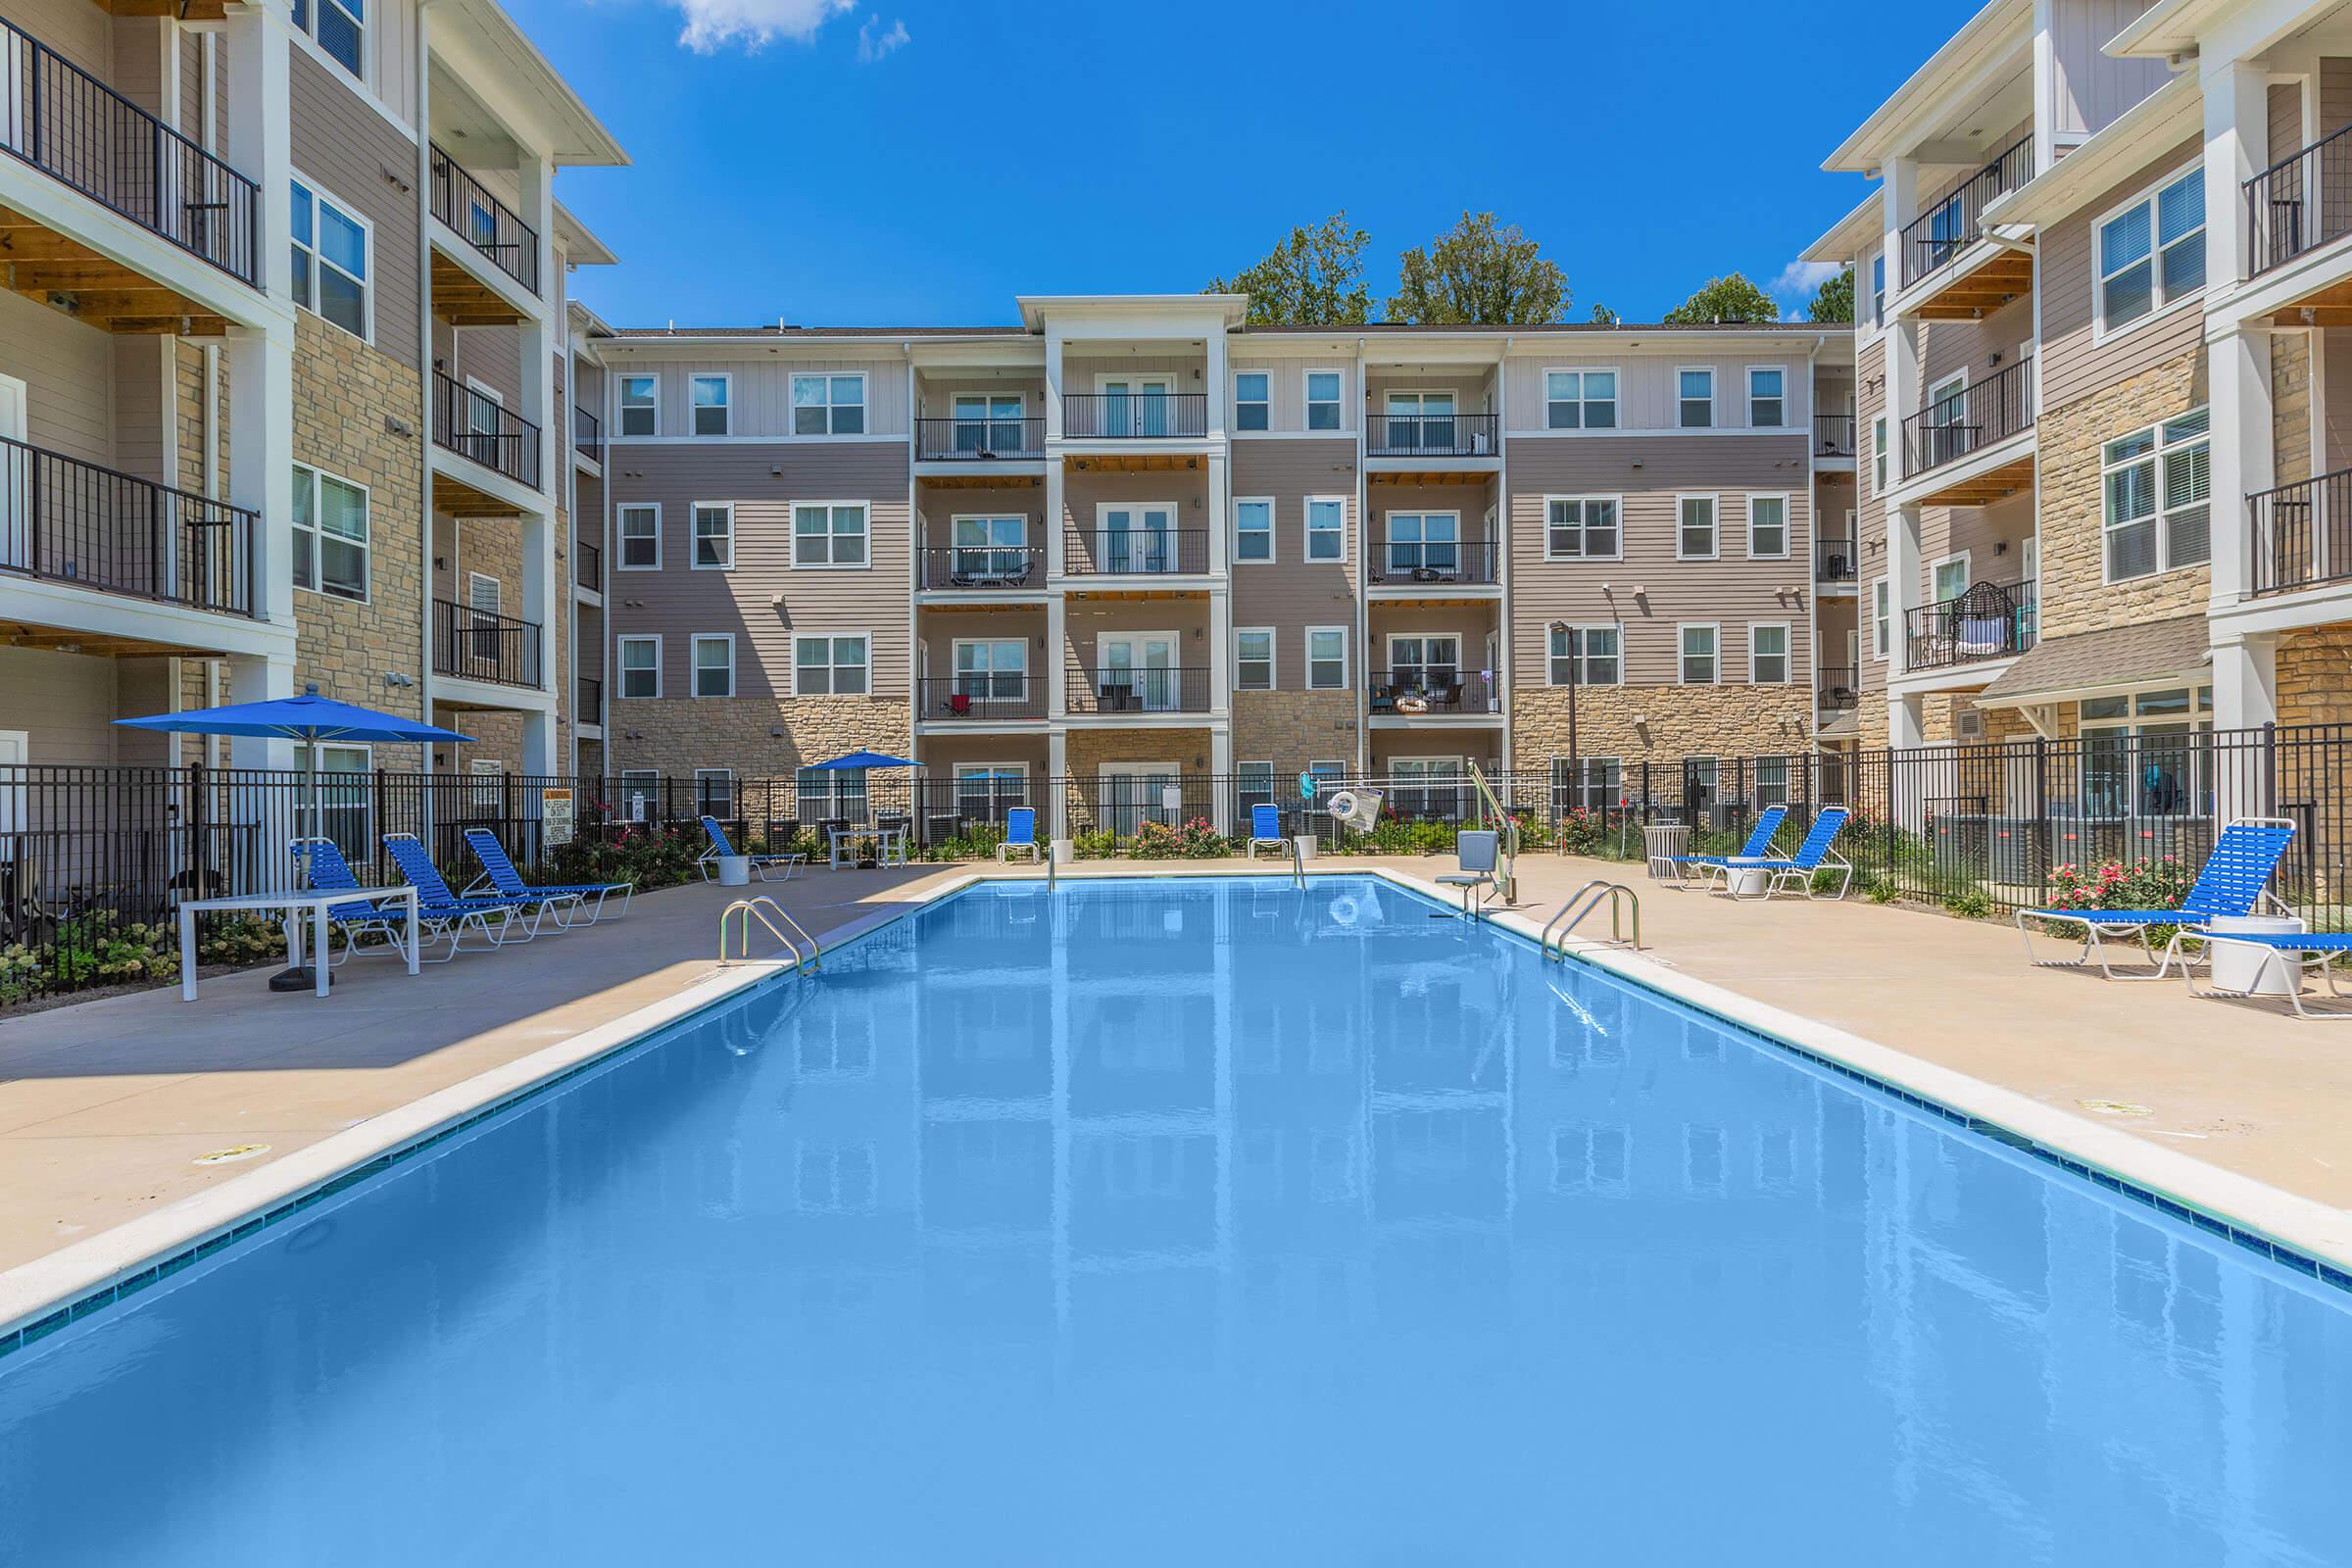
[1,862,2346,1351]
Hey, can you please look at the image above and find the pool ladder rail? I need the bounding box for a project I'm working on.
[1541,880,1641,959]
[718,897,820,972]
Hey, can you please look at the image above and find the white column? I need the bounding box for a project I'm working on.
[1205,450,1229,574]
[514,152,560,712]
[222,5,291,304]
[1886,502,1923,677]
[224,322,295,632]
[1045,593,1067,719]
[226,652,297,770]
[1203,327,1228,440]
[2208,323,2274,612]
[1047,728,1069,839]
[1044,462,1065,578]
[2212,631,2279,731]
[1208,723,1233,834]
[1889,694,1926,750]
[1043,332,1065,443]
[519,708,554,776]
[1880,163,1920,487]
[1207,588,1231,708]
[2203,58,2269,302]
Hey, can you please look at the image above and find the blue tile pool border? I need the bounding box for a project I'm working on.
[3,868,2345,1365]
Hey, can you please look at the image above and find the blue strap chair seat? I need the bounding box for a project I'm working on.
[697,815,806,882]
[1711,807,1852,901]
[1245,802,1291,861]
[2182,929,2352,1019]
[294,836,522,965]
[998,806,1041,864]
[463,827,633,927]
[2016,818,2298,981]
[381,832,546,956]
[1669,806,1788,891]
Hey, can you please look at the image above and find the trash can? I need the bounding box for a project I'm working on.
[2206,913,2305,996]
[1293,834,1317,861]
[1642,823,1690,881]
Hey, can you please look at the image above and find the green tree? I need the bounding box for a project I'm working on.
[1589,303,1620,326]
[1807,266,1855,323]
[1207,213,1371,325]
[1386,212,1569,324]
[1662,271,1783,324]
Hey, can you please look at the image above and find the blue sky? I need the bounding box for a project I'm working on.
[514,0,1977,330]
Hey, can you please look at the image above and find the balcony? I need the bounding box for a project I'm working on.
[0,434,255,616]
[0,17,260,312]
[575,539,601,591]
[916,416,1044,461]
[916,675,1048,722]
[573,404,602,466]
[1898,135,2033,293]
[1066,666,1213,715]
[1062,526,1210,577]
[431,598,542,689]
[2249,466,2352,596]
[433,371,543,493]
[2248,123,2352,277]
[1365,411,1498,460]
[1060,393,1208,441]
[1817,665,1859,710]
[1366,536,1499,588]
[428,143,539,296]
[1815,537,1857,585]
[1814,413,1856,459]
[1899,356,2034,502]
[577,675,602,727]
[1368,670,1502,715]
[1904,580,2036,672]
[918,543,1044,591]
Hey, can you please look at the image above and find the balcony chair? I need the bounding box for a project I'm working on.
[461,827,633,927]
[2016,817,2298,981]
[696,814,806,882]
[1666,806,1788,891]
[1245,804,1291,860]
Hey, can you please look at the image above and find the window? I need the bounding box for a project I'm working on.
[690,375,730,437]
[1383,513,1458,577]
[1305,497,1346,562]
[1872,416,1887,494]
[955,764,1027,822]
[291,742,371,853]
[291,464,368,601]
[1544,496,1620,560]
[1870,254,1886,328]
[1870,578,1890,660]
[795,634,869,695]
[950,394,1025,454]
[289,176,368,340]
[1747,368,1786,427]
[692,503,733,569]
[797,766,869,824]
[1749,623,1789,684]
[1678,368,1714,428]
[691,634,734,698]
[617,635,660,698]
[791,373,865,435]
[1678,495,1718,560]
[1544,368,1616,430]
[1746,494,1788,559]
[2098,164,2205,336]
[1234,497,1274,564]
[793,502,868,567]
[617,504,660,569]
[2102,407,2211,581]
[618,374,658,437]
[616,770,659,820]
[950,514,1027,580]
[1235,761,1275,817]
[1305,627,1347,690]
[292,0,364,78]
[1234,371,1269,431]
[1552,757,1621,814]
[1756,757,1792,809]
[1304,370,1343,430]
[694,768,735,816]
[1548,624,1618,686]
[1236,628,1274,690]
[952,639,1026,701]
[1680,624,1718,684]
[1932,552,1972,605]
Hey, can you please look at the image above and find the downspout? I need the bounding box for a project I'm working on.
[416,0,440,827]
[1803,333,1826,760]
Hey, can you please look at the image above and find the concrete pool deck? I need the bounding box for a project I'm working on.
[1,853,2348,1324]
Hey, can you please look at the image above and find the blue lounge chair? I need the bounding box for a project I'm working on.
[1245,803,1290,860]
[381,832,547,952]
[1668,805,1788,891]
[2016,817,2296,981]
[295,836,527,964]
[697,814,806,882]
[998,806,1041,864]
[1717,807,1851,901]
[463,827,633,927]
[2184,929,2352,1019]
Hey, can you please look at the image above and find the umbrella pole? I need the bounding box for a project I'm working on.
[270,731,324,993]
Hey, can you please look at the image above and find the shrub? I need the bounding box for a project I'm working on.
[1553,807,1608,858]
[1071,830,1119,860]
[2044,857,2195,913]
[1944,888,1995,920]
[1867,879,1901,906]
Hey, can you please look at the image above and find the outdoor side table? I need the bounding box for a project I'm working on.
[177,887,421,1001]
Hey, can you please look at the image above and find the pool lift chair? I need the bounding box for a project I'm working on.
[1437,829,1501,917]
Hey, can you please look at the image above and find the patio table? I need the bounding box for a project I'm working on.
[177,886,420,1001]
[827,826,907,870]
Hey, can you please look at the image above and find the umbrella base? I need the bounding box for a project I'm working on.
[269,965,323,994]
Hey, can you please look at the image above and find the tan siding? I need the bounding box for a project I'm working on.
[915,376,1046,425]
[109,16,167,119]
[2271,81,2305,170]
[915,608,1042,684]
[1917,294,2032,394]
[2049,0,2169,140]
[912,481,1044,564]
[2324,59,2352,138]
[2039,134,2204,413]
[1226,358,1353,433]
[109,337,169,486]
[289,48,422,370]
[12,0,110,76]
[1059,467,1213,568]
[1063,599,1212,691]
[1503,351,1815,432]
[0,294,117,465]
[1230,439,1357,680]
[610,358,909,440]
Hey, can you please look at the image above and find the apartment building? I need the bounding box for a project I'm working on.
[592,306,1854,829]
[0,0,623,790]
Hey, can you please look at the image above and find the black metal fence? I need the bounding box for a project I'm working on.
[1905,579,2038,669]
[1063,526,1209,576]
[1066,665,1214,714]
[1815,413,1856,458]
[1902,356,2034,474]
[918,543,1044,589]
[915,416,1044,461]
[1365,411,1499,459]
[1815,535,1858,584]
[0,434,257,614]
[1060,393,1208,440]
[1367,537,1499,586]
[2247,121,2352,277]
[1899,133,2033,287]
[428,142,539,294]
[2248,466,2352,596]
[431,597,543,688]
[433,370,544,491]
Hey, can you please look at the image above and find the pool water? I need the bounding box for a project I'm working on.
[3,877,2348,1565]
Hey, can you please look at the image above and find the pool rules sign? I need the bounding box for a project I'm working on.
[542,788,575,848]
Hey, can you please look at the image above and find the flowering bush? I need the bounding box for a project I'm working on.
[1126,817,1232,860]
[2044,857,2196,912]
[1553,806,1607,858]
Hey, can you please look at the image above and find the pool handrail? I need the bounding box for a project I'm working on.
[718,896,820,972]
[1543,880,1642,958]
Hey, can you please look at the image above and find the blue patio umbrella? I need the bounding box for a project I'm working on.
[810,750,915,769]
[114,686,474,990]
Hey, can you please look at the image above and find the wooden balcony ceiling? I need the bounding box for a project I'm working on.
[1369,469,1490,486]
[95,0,229,17]
[1062,588,1204,602]
[0,205,232,334]
[921,599,1043,613]
[1915,451,2034,508]
[2267,273,2352,327]
[430,464,529,517]
[1912,246,2033,321]
[1366,592,1497,609]
[921,473,1042,490]
[1064,453,1201,473]
[3,617,215,660]
[430,251,526,326]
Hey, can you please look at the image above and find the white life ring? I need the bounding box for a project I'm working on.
[1326,790,1361,821]
[1329,894,1360,926]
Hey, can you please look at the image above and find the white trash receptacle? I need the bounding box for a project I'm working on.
[2207,913,2306,996]
[715,855,751,888]
[1294,835,1317,861]
[1725,858,1770,899]
[1642,823,1690,880]
[1051,838,1075,864]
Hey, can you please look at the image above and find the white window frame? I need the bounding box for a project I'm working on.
[694,767,736,816]
[289,171,371,344]
[1870,578,1890,661]
[291,461,370,604]
[690,632,736,699]
[1304,495,1348,563]
[1676,493,1720,562]
[1303,368,1345,432]
[1233,495,1276,564]
[294,0,366,79]
[1679,622,1720,685]
[791,371,868,437]
[1304,625,1348,691]
[2093,160,2206,344]
[1232,369,1271,431]
[2101,406,2212,583]
[1871,416,1887,495]
[1931,550,1973,606]
[617,634,662,699]
[1547,623,1620,687]
[792,500,871,570]
[691,501,735,570]
[793,631,872,697]
[1543,494,1622,561]
[1748,622,1791,685]
[690,373,732,438]
[1235,626,1276,691]
[616,502,662,571]
[1676,366,1715,429]
[617,373,660,438]
[1543,367,1618,430]
[1745,492,1790,560]
[1745,366,1786,428]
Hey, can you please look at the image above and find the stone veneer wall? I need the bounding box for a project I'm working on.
[1232,692,1357,776]
[1063,726,1218,774]
[609,694,910,779]
[1510,685,1813,771]
[2279,626,2352,726]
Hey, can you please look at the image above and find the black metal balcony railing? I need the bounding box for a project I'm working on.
[1901,356,2034,476]
[1904,580,2037,671]
[0,434,256,615]
[2249,466,2352,596]
[1367,670,1503,714]
[0,18,261,285]
[575,539,601,591]
[573,404,602,466]
[432,597,542,688]
[916,675,1048,721]
[1365,411,1499,459]
[428,143,540,295]
[1066,666,1213,714]
[2248,122,2352,276]
[1061,393,1209,440]
[1815,413,1856,458]
[919,544,1044,590]
[1815,537,1858,584]
[1062,526,1210,576]
[1367,537,1499,586]
[916,416,1045,461]
[1899,134,2033,288]
[1817,665,1860,710]
[577,675,602,726]
[433,371,544,491]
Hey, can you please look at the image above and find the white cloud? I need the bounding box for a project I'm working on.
[1772,258,1845,299]
[857,14,909,61]
[665,0,855,53]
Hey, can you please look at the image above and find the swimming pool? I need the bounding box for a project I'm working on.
[2,875,2347,1564]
